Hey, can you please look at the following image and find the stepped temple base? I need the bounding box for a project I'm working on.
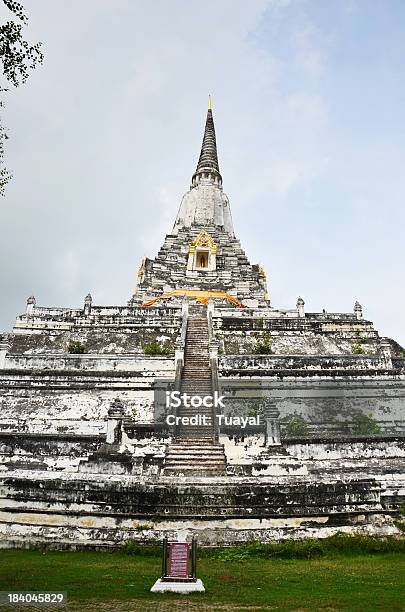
[1,102,405,550]
[0,455,403,549]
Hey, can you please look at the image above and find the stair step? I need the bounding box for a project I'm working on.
[178,392,212,396]
[166,449,224,453]
[163,468,225,475]
[176,424,213,428]
[181,373,211,376]
[175,407,213,411]
[169,443,223,448]
[166,451,224,454]
[171,427,215,431]
[165,464,226,468]
[167,454,225,459]
[165,451,224,455]
[178,425,212,437]
[171,442,219,446]
[176,413,213,417]
[173,436,215,446]
[168,453,224,457]
[176,409,213,413]
[180,384,212,387]
[176,403,213,407]
[165,457,225,467]
[177,391,213,395]
[181,372,211,375]
[181,382,211,385]
[176,406,213,410]
[182,370,211,373]
[166,456,224,459]
[165,460,225,466]
[176,432,214,437]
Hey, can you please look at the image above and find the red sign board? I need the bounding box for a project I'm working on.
[168,542,190,578]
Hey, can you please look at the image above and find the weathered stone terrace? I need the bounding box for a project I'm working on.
[2,353,174,373]
[3,303,182,355]
[219,354,404,375]
[13,305,182,333]
[214,311,377,333]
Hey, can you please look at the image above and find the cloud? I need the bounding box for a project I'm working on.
[0,0,404,347]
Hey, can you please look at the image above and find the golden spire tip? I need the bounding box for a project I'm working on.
[208,94,212,110]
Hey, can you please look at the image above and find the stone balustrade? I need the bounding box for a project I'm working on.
[219,354,396,373]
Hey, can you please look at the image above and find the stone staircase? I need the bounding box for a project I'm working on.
[163,439,227,476]
[163,304,226,476]
[177,307,212,439]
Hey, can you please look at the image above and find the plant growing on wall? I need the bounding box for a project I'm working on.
[352,342,365,355]
[247,401,265,418]
[143,341,170,356]
[67,341,86,354]
[254,332,272,355]
[285,415,309,437]
[253,318,264,330]
[351,412,381,436]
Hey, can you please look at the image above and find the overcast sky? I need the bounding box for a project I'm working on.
[0,0,404,346]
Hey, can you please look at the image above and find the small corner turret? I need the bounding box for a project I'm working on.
[26,295,36,315]
[84,293,93,316]
[297,297,305,318]
[354,301,363,320]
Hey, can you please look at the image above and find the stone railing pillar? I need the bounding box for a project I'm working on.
[106,398,125,445]
[266,418,281,446]
[171,298,189,439]
[207,300,221,442]
[209,338,219,359]
[207,298,215,319]
[174,298,188,392]
[174,337,184,375]
[380,337,393,370]
[0,339,11,369]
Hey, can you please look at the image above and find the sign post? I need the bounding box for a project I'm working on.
[151,537,205,593]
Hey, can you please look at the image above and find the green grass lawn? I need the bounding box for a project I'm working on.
[1,548,405,611]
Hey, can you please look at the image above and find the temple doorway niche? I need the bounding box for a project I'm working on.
[187,230,217,272]
[196,249,209,269]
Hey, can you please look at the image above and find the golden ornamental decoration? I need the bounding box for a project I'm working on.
[136,257,146,288]
[137,259,145,279]
[142,289,246,308]
[258,264,267,281]
[258,263,269,301]
[189,230,217,255]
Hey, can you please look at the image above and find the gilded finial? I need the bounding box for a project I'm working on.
[208,94,212,110]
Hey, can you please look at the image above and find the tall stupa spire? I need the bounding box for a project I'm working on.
[191,96,222,188]
[173,98,233,235]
